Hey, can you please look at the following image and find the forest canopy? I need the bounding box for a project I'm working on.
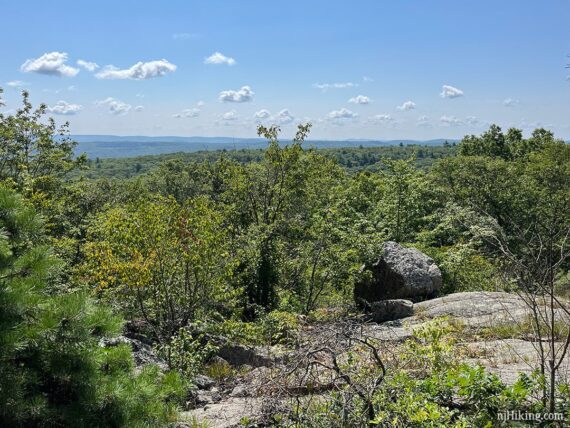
[0,90,568,427]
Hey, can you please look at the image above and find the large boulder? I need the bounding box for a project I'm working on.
[355,241,441,305]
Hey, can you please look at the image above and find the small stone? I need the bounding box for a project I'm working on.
[193,374,215,390]
[230,384,249,398]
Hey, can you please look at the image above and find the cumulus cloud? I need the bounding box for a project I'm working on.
[48,100,83,115]
[173,107,200,118]
[417,115,430,127]
[253,109,295,124]
[327,108,358,120]
[197,100,205,107]
[440,115,462,126]
[274,109,294,124]
[96,97,132,115]
[77,60,99,72]
[219,85,254,103]
[21,52,79,77]
[362,76,374,82]
[348,95,371,105]
[134,105,144,112]
[95,59,177,80]
[254,109,271,120]
[6,80,29,87]
[440,85,464,98]
[371,114,393,123]
[396,100,416,111]
[313,82,358,90]
[503,98,519,107]
[465,116,480,126]
[221,110,239,121]
[204,52,236,66]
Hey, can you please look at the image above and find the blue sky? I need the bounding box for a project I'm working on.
[1,0,569,139]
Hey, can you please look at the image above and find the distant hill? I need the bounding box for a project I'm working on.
[71,135,459,159]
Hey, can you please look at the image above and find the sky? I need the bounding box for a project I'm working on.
[1,0,569,140]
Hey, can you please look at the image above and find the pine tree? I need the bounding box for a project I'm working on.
[0,185,184,427]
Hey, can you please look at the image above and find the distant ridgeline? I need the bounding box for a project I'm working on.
[71,135,459,180]
[71,135,458,159]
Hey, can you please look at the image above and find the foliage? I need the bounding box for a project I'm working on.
[0,185,184,427]
[76,144,457,180]
[84,194,236,342]
[156,328,218,378]
[295,318,548,427]
[0,90,86,198]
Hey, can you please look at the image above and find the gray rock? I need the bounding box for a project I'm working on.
[180,397,263,428]
[217,343,274,367]
[230,384,249,398]
[195,390,222,406]
[99,335,168,371]
[370,299,414,322]
[414,291,569,327]
[193,374,215,390]
[208,355,230,366]
[355,241,441,304]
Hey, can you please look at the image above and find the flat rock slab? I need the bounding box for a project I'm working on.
[415,291,534,327]
[462,339,570,385]
[181,397,263,428]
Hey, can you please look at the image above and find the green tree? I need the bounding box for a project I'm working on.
[457,124,559,160]
[84,195,236,343]
[0,185,184,427]
[0,90,86,198]
[376,156,438,242]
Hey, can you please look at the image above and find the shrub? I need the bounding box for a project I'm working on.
[0,186,185,427]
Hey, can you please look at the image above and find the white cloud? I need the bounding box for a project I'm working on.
[95,59,177,80]
[371,114,393,123]
[362,76,374,82]
[313,82,358,90]
[396,100,416,111]
[134,105,144,112]
[348,95,371,105]
[173,107,200,118]
[204,52,236,66]
[6,80,29,87]
[440,85,464,99]
[417,115,430,127]
[327,108,358,120]
[254,109,271,120]
[274,109,294,124]
[21,52,79,77]
[254,108,295,124]
[440,115,462,126]
[503,98,519,107]
[197,100,205,107]
[219,85,254,103]
[96,97,132,115]
[465,116,480,126]
[77,59,99,72]
[67,85,76,91]
[48,100,83,115]
[221,110,239,121]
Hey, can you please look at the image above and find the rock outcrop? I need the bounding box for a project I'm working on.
[355,241,441,304]
[370,299,414,323]
[99,336,168,371]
